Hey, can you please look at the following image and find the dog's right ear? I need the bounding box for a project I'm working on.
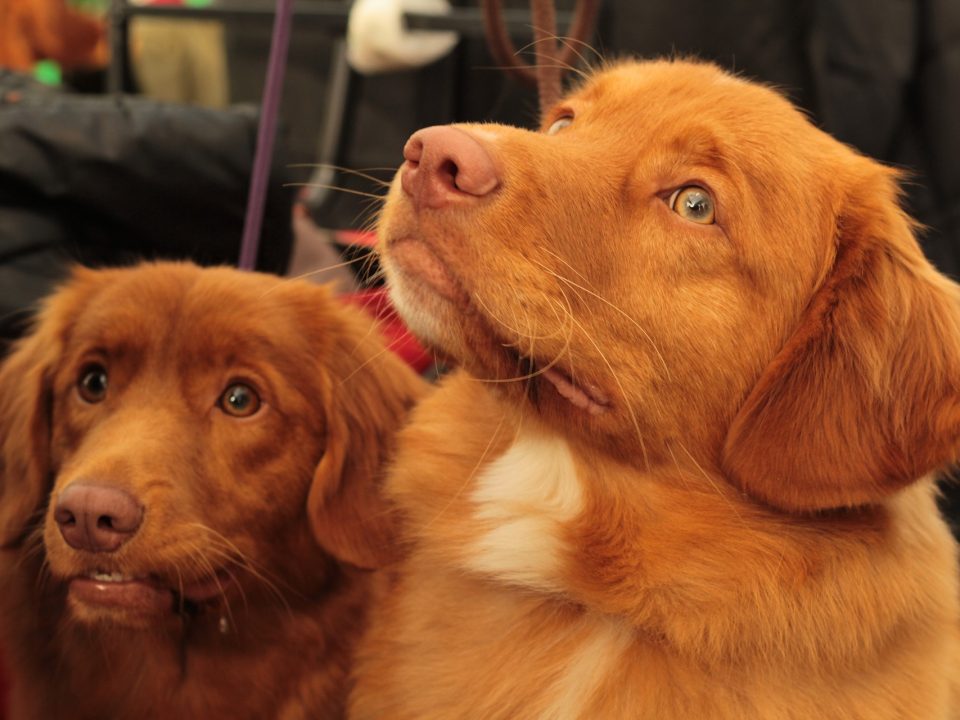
[0,268,96,548]
[0,305,64,548]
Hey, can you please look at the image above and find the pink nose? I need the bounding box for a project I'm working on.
[400,126,500,210]
[55,483,144,553]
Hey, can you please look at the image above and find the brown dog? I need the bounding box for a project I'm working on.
[0,262,425,719]
[350,60,960,719]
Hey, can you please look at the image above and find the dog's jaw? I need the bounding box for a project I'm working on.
[382,232,615,419]
[381,236,461,351]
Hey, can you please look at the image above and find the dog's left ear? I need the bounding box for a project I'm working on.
[723,163,960,511]
[308,307,427,569]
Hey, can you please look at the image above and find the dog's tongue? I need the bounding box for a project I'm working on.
[542,368,610,415]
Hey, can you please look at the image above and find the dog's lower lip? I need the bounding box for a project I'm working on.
[68,571,232,613]
[388,237,462,302]
[69,575,172,614]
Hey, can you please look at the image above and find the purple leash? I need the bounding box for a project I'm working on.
[238,0,296,271]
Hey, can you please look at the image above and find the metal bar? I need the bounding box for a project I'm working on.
[107,0,128,95]
[406,8,573,36]
[114,3,572,38]
[305,38,353,213]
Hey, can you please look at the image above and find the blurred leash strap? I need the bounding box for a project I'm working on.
[238,0,296,271]
[481,0,600,117]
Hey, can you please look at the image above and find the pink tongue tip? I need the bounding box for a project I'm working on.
[542,368,610,415]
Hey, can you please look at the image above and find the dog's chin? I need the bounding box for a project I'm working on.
[63,570,233,629]
[384,237,613,418]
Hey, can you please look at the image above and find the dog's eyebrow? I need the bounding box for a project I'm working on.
[665,129,730,173]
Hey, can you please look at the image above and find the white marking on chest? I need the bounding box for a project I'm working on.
[465,431,583,592]
[541,616,634,720]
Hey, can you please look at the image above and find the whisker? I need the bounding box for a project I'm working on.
[568,312,650,471]
[472,292,569,342]
[261,253,375,293]
[528,53,590,83]
[182,523,298,609]
[337,341,396,386]
[530,258,672,380]
[283,182,386,202]
[551,34,604,66]
[289,163,394,187]
[673,440,745,525]
[195,543,251,614]
[539,245,591,284]
[422,410,510,530]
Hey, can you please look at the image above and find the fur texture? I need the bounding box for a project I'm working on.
[350,59,960,719]
[0,262,426,719]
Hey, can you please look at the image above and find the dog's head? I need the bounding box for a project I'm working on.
[378,59,960,511]
[0,262,424,628]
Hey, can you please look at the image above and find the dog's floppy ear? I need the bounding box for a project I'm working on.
[0,275,86,548]
[723,164,960,511]
[308,307,426,569]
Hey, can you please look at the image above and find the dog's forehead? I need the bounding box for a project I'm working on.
[568,61,810,148]
[64,265,315,361]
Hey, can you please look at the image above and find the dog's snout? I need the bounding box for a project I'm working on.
[54,484,144,553]
[400,126,500,209]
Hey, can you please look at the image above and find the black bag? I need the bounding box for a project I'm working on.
[0,71,293,343]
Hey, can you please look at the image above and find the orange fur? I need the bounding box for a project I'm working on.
[0,262,426,719]
[351,60,960,719]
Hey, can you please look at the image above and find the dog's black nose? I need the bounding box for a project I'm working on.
[54,484,144,553]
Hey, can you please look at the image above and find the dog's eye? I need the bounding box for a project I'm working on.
[546,115,574,135]
[669,186,716,224]
[219,383,261,418]
[77,364,108,403]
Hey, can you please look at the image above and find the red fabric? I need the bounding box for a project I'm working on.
[335,231,432,372]
[0,652,8,720]
[334,229,377,247]
[341,289,432,374]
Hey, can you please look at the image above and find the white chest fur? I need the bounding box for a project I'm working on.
[464,430,584,592]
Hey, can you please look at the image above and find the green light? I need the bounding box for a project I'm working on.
[33,60,62,86]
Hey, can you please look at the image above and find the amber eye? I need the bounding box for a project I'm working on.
[77,364,108,403]
[546,115,574,135]
[219,383,261,418]
[669,186,716,224]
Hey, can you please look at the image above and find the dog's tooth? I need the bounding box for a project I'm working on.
[87,571,129,582]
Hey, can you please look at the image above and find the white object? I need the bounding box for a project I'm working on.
[347,0,460,74]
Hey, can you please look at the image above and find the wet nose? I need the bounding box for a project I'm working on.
[400,126,500,210]
[54,484,144,553]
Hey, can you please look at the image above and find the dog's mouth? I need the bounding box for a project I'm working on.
[539,365,611,415]
[503,344,612,416]
[68,568,233,616]
[387,236,612,414]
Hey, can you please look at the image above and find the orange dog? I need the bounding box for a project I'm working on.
[351,60,960,718]
[0,263,425,719]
